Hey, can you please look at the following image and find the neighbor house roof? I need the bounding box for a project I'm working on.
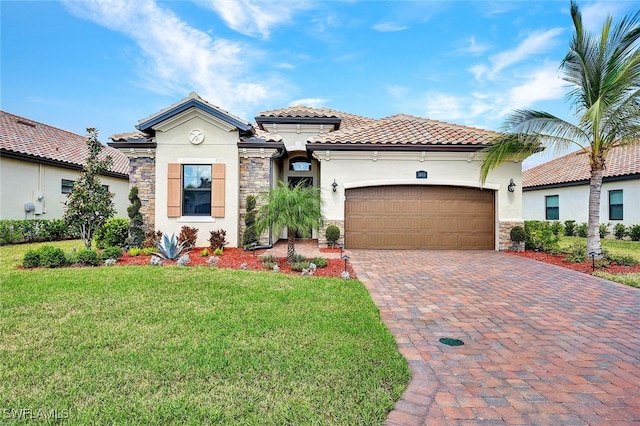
[0,111,129,178]
[256,106,377,131]
[306,114,498,151]
[523,144,640,189]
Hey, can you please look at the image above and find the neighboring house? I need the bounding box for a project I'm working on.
[522,144,640,226]
[108,92,523,250]
[0,111,130,220]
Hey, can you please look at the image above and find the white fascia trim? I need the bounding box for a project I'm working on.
[343,178,500,190]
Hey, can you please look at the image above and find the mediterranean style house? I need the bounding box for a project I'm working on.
[523,144,640,226]
[0,111,130,220]
[108,92,524,250]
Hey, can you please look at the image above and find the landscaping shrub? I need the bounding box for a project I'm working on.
[290,261,311,272]
[629,225,640,241]
[310,257,328,268]
[0,219,80,245]
[509,226,526,243]
[564,220,576,236]
[38,245,68,268]
[576,222,588,238]
[154,233,188,261]
[260,255,277,264]
[178,226,198,248]
[143,230,163,249]
[101,246,123,260]
[325,225,341,247]
[22,249,41,268]
[126,186,145,248]
[613,223,628,240]
[142,247,156,255]
[289,253,307,263]
[128,247,141,256]
[563,242,586,263]
[599,223,610,239]
[605,253,638,266]
[75,249,100,266]
[524,221,560,253]
[550,221,565,236]
[242,195,259,248]
[95,218,129,249]
[200,248,210,257]
[209,229,227,250]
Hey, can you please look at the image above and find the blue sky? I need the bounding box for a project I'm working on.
[2,0,637,168]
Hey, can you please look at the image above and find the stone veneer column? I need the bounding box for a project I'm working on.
[498,220,525,251]
[238,155,272,245]
[128,157,156,232]
[318,220,345,249]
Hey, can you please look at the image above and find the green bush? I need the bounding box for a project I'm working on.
[22,250,41,268]
[563,242,586,263]
[290,261,311,271]
[325,225,341,247]
[75,249,100,266]
[509,226,526,243]
[260,255,277,264]
[613,223,628,240]
[289,253,307,263]
[310,257,328,268]
[38,245,68,268]
[576,222,588,238]
[564,220,576,237]
[629,225,640,241]
[95,218,129,249]
[0,219,80,245]
[524,221,560,253]
[599,223,610,239]
[101,246,123,260]
[605,253,638,266]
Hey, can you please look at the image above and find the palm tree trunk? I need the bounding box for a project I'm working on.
[287,229,296,262]
[587,169,603,258]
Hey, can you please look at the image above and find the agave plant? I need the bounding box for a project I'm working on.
[153,233,188,260]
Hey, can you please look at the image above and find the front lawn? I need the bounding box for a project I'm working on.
[559,236,640,261]
[0,243,409,424]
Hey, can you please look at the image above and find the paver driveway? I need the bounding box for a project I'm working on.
[349,250,640,425]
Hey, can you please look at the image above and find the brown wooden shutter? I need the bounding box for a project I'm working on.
[211,163,225,218]
[167,163,181,217]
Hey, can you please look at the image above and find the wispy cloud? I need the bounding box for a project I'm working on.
[580,1,628,31]
[503,64,565,114]
[198,0,314,39]
[456,36,490,56]
[289,98,328,108]
[372,22,408,32]
[62,0,280,115]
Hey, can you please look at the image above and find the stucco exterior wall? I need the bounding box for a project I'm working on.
[523,179,640,226]
[153,109,240,247]
[0,156,129,220]
[312,150,523,250]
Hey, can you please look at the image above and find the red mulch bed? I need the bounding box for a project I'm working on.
[507,250,640,275]
[118,247,355,278]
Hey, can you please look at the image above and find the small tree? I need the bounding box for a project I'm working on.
[242,195,259,248]
[255,181,323,262]
[127,186,145,248]
[63,128,115,249]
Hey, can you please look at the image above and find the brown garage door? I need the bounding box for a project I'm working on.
[345,185,494,249]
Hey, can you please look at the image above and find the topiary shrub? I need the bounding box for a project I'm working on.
[325,225,341,247]
[22,250,41,268]
[629,224,640,241]
[126,186,145,248]
[75,249,100,266]
[38,245,68,268]
[242,195,259,248]
[564,220,576,236]
[95,218,129,249]
[613,223,628,240]
[509,226,526,243]
[178,226,198,248]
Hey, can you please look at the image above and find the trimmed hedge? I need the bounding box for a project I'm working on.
[0,219,79,245]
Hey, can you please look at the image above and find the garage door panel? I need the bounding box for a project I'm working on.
[345,185,494,250]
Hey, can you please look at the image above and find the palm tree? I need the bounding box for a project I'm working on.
[480,1,640,258]
[255,181,323,262]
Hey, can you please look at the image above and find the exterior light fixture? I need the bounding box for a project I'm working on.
[331,179,338,193]
[507,178,516,193]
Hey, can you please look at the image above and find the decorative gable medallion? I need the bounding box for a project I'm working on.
[189,129,204,144]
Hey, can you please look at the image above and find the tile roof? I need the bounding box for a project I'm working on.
[256,106,377,130]
[523,144,640,188]
[308,114,499,147]
[0,111,129,177]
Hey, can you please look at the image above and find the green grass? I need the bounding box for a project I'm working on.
[0,242,410,425]
[559,236,640,261]
[593,272,640,288]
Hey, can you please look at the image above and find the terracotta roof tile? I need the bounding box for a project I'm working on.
[523,144,640,188]
[308,114,498,146]
[0,111,129,176]
[256,106,377,130]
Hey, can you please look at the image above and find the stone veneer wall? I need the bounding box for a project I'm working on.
[238,156,272,246]
[128,157,156,232]
[319,220,345,249]
[498,220,525,251]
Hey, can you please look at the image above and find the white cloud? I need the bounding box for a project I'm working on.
[63,0,279,115]
[580,2,627,32]
[504,65,565,114]
[372,22,408,32]
[200,0,313,39]
[289,98,328,108]
[459,36,490,56]
[488,28,565,77]
[424,93,465,121]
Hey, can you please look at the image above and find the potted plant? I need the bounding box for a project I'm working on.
[510,226,526,252]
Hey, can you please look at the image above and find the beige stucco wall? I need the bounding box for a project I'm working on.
[523,179,640,226]
[153,108,240,247]
[0,156,129,220]
[312,150,523,250]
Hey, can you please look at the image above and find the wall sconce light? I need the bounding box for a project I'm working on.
[331,179,338,193]
[507,178,516,192]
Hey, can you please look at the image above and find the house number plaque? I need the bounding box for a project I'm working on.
[416,170,428,179]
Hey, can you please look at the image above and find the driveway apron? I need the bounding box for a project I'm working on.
[349,250,640,425]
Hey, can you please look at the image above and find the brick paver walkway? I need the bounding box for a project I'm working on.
[349,250,640,425]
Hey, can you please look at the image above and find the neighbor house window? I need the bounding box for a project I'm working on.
[545,195,559,220]
[182,165,212,215]
[61,179,75,194]
[609,190,623,220]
